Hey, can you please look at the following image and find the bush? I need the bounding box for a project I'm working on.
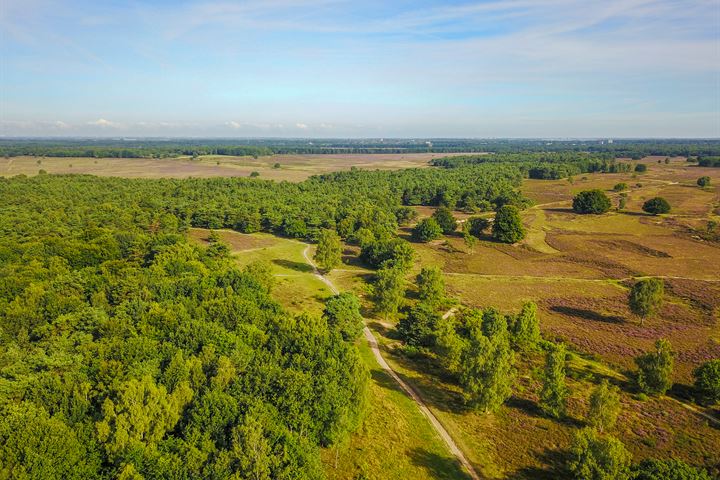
[613,183,629,192]
[697,176,711,188]
[635,164,648,172]
[642,197,671,215]
[249,171,260,177]
[412,217,443,242]
[492,205,525,243]
[573,190,612,214]
[692,359,720,406]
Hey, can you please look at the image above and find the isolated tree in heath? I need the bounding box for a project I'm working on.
[572,189,612,214]
[587,380,621,433]
[492,205,526,243]
[697,176,711,188]
[568,428,632,480]
[642,197,671,215]
[692,359,720,406]
[411,217,442,242]
[432,207,457,234]
[635,339,674,396]
[416,266,445,307]
[540,342,569,418]
[314,229,342,272]
[628,278,664,326]
[324,292,364,341]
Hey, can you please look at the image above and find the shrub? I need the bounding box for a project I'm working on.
[573,190,612,214]
[635,164,647,172]
[250,171,260,177]
[613,183,629,192]
[642,197,670,215]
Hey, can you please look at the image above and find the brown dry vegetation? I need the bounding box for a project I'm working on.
[1,152,465,181]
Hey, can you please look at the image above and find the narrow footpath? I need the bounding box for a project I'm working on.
[301,245,480,480]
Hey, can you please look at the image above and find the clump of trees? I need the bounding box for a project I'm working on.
[613,183,629,191]
[635,163,648,172]
[573,189,612,214]
[492,205,526,243]
[642,197,671,215]
[568,428,632,480]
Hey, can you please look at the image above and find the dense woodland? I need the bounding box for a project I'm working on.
[2,138,719,158]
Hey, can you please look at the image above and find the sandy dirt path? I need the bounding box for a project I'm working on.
[301,245,480,480]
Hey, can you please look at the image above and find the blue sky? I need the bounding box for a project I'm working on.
[1,0,719,137]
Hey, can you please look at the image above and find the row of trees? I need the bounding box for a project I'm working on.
[572,189,672,216]
[412,206,526,244]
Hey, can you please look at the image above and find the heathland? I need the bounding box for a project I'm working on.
[1,140,718,479]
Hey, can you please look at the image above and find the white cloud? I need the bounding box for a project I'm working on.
[87,118,120,128]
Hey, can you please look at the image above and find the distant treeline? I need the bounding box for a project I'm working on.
[431,153,633,179]
[2,138,719,158]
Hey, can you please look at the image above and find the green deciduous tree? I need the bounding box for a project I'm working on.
[587,380,621,433]
[697,176,711,188]
[692,359,720,406]
[568,428,632,480]
[324,292,364,341]
[628,278,664,325]
[492,205,526,243]
[510,301,540,351]
[539,342,569,418]
[373,266,405,319]
[432,207,457,234]
[466,216,490,238]
[314,228,343,272]
[635,339,674,396]
[642,197,671,215]
[573,189,612,214]
[412,217,443,242]
[630,459,712,480]
[416,266,445,307]
[397,301,440,347]
[459,309,515,413]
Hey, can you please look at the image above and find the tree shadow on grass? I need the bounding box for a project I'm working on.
[506,396,585,428]
[272,259,313,273]
[507,448,571,480]
[408,448,473,480]
[549,306,624,324]
[370,368,402,393]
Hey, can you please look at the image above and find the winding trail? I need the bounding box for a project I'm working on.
[301,245,480,480]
